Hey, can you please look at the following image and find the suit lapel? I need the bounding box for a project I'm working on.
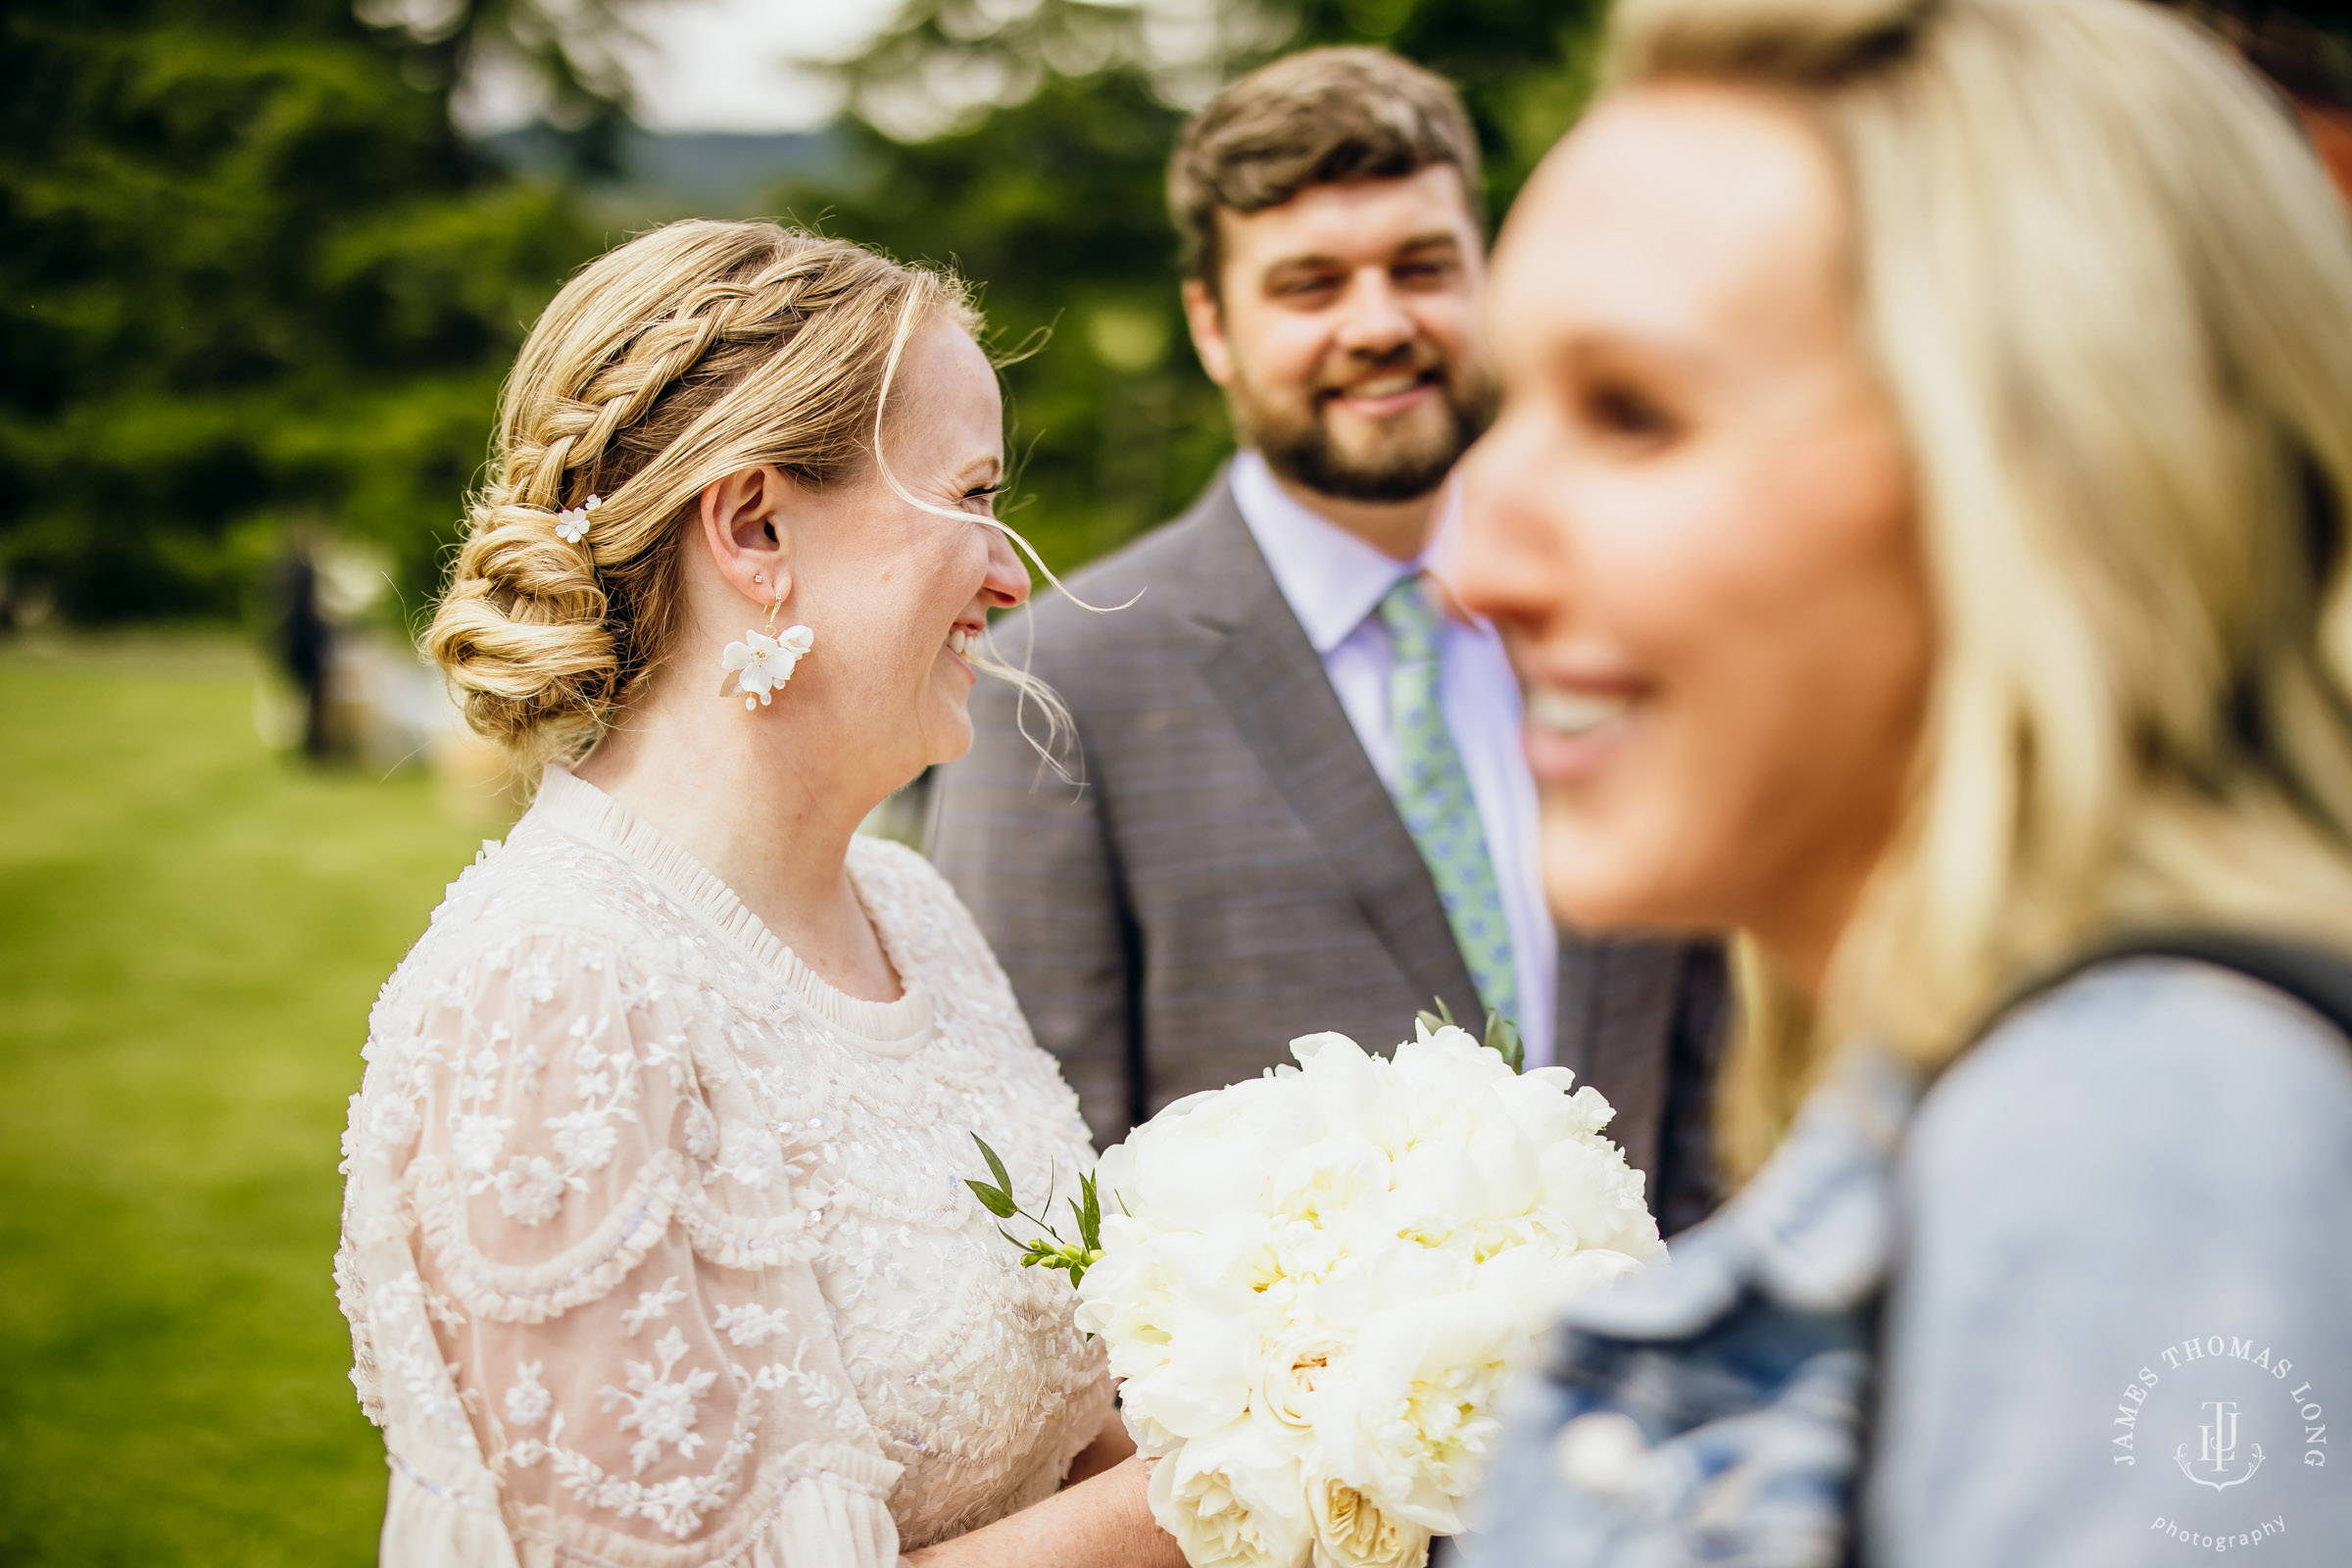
[1554,935,1687,1186]
[1178,479,1484,1028]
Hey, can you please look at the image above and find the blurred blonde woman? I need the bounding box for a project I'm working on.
[335,222,1182,1568]
[1449,0,2352,1563]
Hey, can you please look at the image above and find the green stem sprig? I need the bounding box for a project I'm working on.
[963,1134,1105,1287]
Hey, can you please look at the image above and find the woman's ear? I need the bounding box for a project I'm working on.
[700,466,796,609]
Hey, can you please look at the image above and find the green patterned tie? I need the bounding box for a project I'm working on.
[1378,574,1519,1023]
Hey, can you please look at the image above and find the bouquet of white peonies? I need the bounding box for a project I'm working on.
[976,1014,1663,1568]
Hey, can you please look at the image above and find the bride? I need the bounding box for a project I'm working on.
[335,220,1182,1568]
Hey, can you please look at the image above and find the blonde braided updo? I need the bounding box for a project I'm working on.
[427,220,976,762]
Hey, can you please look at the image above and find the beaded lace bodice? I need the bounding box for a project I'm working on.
[336,764,1110,1568]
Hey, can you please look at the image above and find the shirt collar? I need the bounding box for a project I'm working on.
[1231,449,1461,655]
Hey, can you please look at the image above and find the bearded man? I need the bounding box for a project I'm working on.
[932,47,1728,1234]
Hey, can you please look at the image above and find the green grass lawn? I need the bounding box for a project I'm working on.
[0,634,507,1566]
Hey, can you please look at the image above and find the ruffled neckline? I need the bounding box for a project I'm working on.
[530,762,934,1055]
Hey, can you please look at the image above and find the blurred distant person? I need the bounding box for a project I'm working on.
[272,531,334,758]
[933,48,1727,1229]
[1449,0,2352,1564]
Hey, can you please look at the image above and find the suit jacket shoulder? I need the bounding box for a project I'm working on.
[1000,475,1255,699]
[942,471,1728,1229]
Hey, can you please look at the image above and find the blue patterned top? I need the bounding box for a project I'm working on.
[1450,958,2352,1567]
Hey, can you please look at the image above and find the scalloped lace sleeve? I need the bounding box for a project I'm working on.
[340,925,904,1568]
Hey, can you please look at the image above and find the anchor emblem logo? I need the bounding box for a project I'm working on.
[2175,1400,2266,1492]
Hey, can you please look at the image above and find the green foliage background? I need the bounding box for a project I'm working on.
[780,0,1606,568]
[8,0,2351,621]
[0,0,620,623]
[1,0,1612,625]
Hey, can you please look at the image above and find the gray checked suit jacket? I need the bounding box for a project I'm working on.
[932,474,1731,1233]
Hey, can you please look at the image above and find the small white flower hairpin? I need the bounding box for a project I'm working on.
[554,495,602,545]
[720,624,815,710]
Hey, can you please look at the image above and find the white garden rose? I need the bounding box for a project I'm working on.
[1258,1331,1348,1429]
[1148,1417,1316,1568]
[1303,1457,1432,1568]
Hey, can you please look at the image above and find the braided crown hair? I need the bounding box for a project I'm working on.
[427,220,978,762]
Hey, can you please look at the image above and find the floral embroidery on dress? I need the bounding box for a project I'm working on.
[622,1276,688,1335]
[604,1327,717,1473]
[450,1113,511,1176]
[548,1107,623,1172]
[337,764,1110,1568]
[712,1302,795,1348]
[507,1360,553,1427]
[493,1154,568,1225]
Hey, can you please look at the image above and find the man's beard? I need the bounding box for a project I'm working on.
[1230,351,1494,504]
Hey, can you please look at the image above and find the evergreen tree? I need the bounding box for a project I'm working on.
[0,0,607,621]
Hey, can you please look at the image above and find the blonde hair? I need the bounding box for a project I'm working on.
[1597,0,2352,1175]
[428,220,1075,766]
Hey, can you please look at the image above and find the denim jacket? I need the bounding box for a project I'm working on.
[1449,949,2352,1568]
[1451,1054,1913,1568]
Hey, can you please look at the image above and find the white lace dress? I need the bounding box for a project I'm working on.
[335,764,1111,1568]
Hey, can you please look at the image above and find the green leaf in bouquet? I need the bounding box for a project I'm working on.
[1482,1008,1526,1073]
[1417,996,1458,1035]
[965,1178,1019,1219]
[961,1132,1109,1300]
[973,1133,1013,1194]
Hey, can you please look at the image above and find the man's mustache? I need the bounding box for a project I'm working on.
[1310,347,1454,400]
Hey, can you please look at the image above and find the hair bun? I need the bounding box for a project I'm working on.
[427,500,618,758]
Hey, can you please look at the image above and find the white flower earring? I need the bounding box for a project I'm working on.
[720,577,814,710]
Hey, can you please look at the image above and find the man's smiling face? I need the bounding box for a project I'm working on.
[1184,163,1492,504]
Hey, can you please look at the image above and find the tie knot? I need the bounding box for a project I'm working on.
[1378,573,1443,662]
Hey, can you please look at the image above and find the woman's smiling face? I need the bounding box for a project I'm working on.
[783,315,1030,790]
[1458,85,1931,981]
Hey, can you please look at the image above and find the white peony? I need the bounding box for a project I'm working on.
[1097,1074,1315,1228]
[1075,1020,1665,1567]
[1309,1292,1522,1532]
[1149,1417,1316,1568]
